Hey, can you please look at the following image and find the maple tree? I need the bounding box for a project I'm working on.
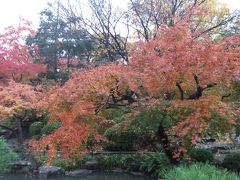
[0,19,46,145]
[0,81,41,120]
[32,18,240,161]
[0,18,45,83]
[128,0,236,41]
[129,21,240,159]
[31,64,138,159]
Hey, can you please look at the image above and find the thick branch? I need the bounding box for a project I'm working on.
[193,12,237,39]
[95,95,111,114]
[221,93,231,101]
[0,124,15,132]
[176,82,184,100]
[188,75,217,100]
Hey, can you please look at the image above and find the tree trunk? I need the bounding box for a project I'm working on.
[16,119,23,146]
[157,124,178,164]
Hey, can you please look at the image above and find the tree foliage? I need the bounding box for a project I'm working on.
[0,18,44,83]
[26,7,96,74]
[0,19,45,120]
[0,2,239,163]
[32,18,240,160]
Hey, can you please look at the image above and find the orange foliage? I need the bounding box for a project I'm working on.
[0,81,42,119]
[130,22,240,97]
[30,123,100,160]
[0,19,45,119]
[33,21,240,160]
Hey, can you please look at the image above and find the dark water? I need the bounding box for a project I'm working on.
[0,172,149,180]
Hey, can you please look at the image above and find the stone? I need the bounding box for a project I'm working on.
[84,160,99,170]
[155,143,163,151]
[196,143,234,153]
[11,160,33,174]
[235,136,240,147]
[66,169,93,176]
[112,168,124,173]
[39,165,65,177]
[131,171,145,176]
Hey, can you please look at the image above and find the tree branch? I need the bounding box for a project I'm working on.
[176,82,184,100]
[0,124,15,132]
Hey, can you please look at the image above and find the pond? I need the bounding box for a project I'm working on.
[0,172,150,180]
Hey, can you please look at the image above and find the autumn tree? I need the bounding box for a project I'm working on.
[0,19,44,83]
[30,63,138,159]
[26,2,240,162]
[0,19,45,144]
[129,20,240,159]
[128,0,238,41]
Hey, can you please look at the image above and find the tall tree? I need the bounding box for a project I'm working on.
[50,0,130,63]
[0,19,44,83]
[0,20,44,144]
[26,3,96,74]
[128,0,238,41]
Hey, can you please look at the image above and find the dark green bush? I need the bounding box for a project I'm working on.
[222,152,240,172]
[132,107,176,136]
[163,163,239,180]
[34,156,48,167]
[188,148,214,163]
[35,156,93,170]
[96,155,123,169]
[140,152,171,178]
[46,71,70,84]
[52,159,75,171]
[0,138,17,172]
[41,122,61,135]
[104,124,138,151]
[29,121,44,136]
[99,106,131,122]
[96,152,171,178]
[97,154,144,171]
[103,106,176,151]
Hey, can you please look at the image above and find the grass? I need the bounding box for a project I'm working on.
[163,163,239,180]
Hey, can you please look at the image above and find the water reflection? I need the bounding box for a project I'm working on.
[0,172,150,180]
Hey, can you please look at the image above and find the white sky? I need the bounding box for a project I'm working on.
[0,0,239,31]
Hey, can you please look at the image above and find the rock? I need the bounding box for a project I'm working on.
[112,168,124,173]
[6,138,18,149]
[131,171,145,176]
[235,136,240,147]
[196,143,234,153]
[155,143,163,151]
[39,165,65,177]
[66,169,93,176]
[11,160,33,174]
[214,153,227,164]
[84,160,99,170]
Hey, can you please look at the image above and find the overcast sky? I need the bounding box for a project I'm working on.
[0,0,239,31]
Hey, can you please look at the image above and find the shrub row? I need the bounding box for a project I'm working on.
[188,148,240,173]
[96,152,171,179]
